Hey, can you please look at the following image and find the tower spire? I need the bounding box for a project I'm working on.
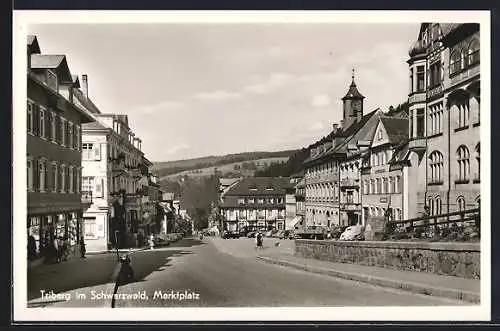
[351,67,356,86]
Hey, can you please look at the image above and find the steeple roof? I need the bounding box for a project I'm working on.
[342,68,365,100]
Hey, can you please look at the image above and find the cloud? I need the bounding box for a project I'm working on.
[310,94,332,108]
[194,90,241,102]
[138,100,185,114]
[243,72,296,95]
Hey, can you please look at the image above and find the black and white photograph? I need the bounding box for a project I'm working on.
[13,10,490,322]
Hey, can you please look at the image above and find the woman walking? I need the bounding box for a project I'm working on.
[80,236,86,258]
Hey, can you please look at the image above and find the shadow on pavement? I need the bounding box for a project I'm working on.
[168,238,205,248]
[125,249,192,285]
[27,253,118,301]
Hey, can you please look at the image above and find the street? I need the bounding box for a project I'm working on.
[107,237,462,307]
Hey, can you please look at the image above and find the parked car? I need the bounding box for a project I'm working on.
[264,230,273,237]
[247,231,257,238]
[339,225,365,241]
[273,230,284,238]
[331,226,348,240]
[223,230,240,239]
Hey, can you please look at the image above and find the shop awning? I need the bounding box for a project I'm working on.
[286,216,302,230]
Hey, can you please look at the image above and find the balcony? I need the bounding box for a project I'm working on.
[340,178,360,188]
[81,191,92,205]
[340,202,361,211]
[110,157,126,174]
[408,137,427,151]
[305,172,338,185]
[408,92,426,105]
[449,64,480,88]
[127,166,142,178]
[427,84,443,100]
[125,194,141,206]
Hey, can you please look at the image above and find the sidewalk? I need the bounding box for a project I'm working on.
[257,252,480,304]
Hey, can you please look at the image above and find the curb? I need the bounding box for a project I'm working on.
[257,256,480,304]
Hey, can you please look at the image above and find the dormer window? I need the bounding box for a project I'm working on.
[249,187,257,191]
[265,187,274,191]
[46,70,58,91]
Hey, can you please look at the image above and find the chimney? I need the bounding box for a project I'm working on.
[332,123,338,133]
[82,74,88,98]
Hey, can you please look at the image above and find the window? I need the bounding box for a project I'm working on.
[61,118,66,146]
[429,103,443,135]
[68,166,74,193]
[409,67,414,93]
[450,51,461,75]
[457,196,466,212]
[468,39,480,66]
[429,61,442,88]
[378,129,383,141]
[457,145,470,182]
[75,126,80,150]
[82,176,94,194]
[435,197,442,216]
[39,108,46,139]
[376,178,381,194]
[82,143,94,160]
[51,162,58,193]
[237,198,245,205]
[68,122,74,149]
[27,101,33,134]
[416,108,425,137]
[429,151,444,184]
[395,176,401,194]
[49,111,56,142]
[277,198,284,204]
[60,164,66,193]
[363,180,368,195]
[416,66,425,92]
[457,99,470,128]
[383,178,389,194]
[38,159,46,192]
[27,158,33,191]
[84,217,97,239]
[460,48,467,70]
[257,198,264,204]
[269,197,275,204]
[46,70,58,91]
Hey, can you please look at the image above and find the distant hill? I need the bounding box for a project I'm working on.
[153,150,297,179]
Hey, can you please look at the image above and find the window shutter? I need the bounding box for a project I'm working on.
[33,159,39,191]
[55,115,60,144]
[95,177,103,198]
[46,162,51,192]
[94,144,101,160]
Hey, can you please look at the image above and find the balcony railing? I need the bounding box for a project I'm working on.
[81,191,92,204]
[408,137,427,151]
[340,202,361,211]
[110,157,126,173]
[340,178,360,188]
[427,84,443,99]
[449,64,480,88]
[408,92,426,105]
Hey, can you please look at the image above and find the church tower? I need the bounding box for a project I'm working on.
[341,69,365,129]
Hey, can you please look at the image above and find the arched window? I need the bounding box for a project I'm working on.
[435,197,442,216]
[450,50,461,74]
[457,196,466,212]
[429,151,444,184]
[468,39,480,66]
[460,48,467,69]
[427,197,434,216]
[457,145,470,182]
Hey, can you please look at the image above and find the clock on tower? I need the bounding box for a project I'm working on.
[341,68,365,129]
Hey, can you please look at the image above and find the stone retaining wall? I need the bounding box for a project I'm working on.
[294,240,480,279]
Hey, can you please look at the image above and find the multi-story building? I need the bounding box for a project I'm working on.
[26,35,95,256]
[303,73,382,227]
[293,177,306,231]
[220,177,290,232]
[285,174,302,231]
[405,23,480,218]
[79,108,145,250]
[361,116,409,224]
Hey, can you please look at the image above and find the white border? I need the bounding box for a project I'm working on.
[13,10,491,322]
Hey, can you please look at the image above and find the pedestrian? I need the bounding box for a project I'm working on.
[80,236,86,258]
[28,233,37,260]
[256,232,263,249]
[149,234,155,250]
[53,236,60,263]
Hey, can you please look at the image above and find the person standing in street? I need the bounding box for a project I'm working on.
[28,233,37,260]
[149,234,155,250]
[80,236,86,258]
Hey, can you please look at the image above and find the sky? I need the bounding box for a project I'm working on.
[28,23,420,162]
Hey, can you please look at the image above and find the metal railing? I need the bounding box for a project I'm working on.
[386,208,480,240]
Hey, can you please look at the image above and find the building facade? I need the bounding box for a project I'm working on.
[406,23,480,219]
[361,116,409,224]
[27,35,95,257]
[220,177,290,232]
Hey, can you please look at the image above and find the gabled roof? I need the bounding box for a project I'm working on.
[27,35,41,54]
[334,109,382,155]
[223,177,291,196]
[440,23,463,38]
[30,54,73,83]
[73,87,102,114]
[379,116,409,144]
[389,140,410,164]
[82,121,109,132]
[220,178,242,187]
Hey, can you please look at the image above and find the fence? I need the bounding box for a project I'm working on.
[386,208,480,241]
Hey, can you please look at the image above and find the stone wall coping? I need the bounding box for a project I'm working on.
[295,239,480,252]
